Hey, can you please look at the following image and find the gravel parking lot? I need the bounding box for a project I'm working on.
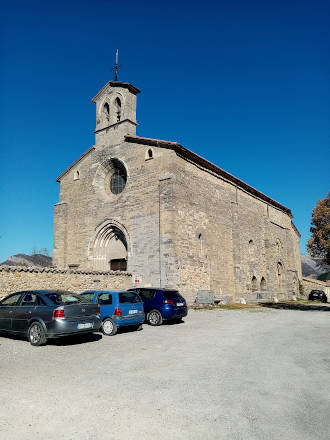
[1,307,330,440]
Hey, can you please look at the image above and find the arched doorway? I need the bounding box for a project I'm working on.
[90,222,128,271]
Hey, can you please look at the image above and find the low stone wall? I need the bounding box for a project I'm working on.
[0,266,132,300]
[302,277,328,299]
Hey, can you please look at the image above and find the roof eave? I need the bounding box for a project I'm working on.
[92,81,141,103]
[56,146,96,182]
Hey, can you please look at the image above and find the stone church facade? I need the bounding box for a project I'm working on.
[53,79,302,304]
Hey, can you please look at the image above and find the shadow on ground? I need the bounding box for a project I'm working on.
[261,302,330,312]
[48,333,103,346]
[0,331,103,346]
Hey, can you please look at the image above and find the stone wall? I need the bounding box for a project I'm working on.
[0,266,132,300]
[164,154,301,303]
[302,277,329,300]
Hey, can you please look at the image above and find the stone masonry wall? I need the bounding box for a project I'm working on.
[0,266,132,300]
[164,153,301,303]
[302,277,329,300]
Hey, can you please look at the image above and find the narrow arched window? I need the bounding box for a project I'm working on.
[252,276,258,291]
[277,262,283,290]
[115,97,121,122]
[73,170,80,181]
[103,102,110,122]
[148,149,153,159]
[198,233,203,257]
[248,240,254,258]
[260,277,266,290]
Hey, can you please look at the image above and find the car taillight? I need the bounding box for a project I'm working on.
[114,307,122,316]
[142,305,144,313]
[53,309,65,318]
[98,305,100,314]
[163,300,175,305]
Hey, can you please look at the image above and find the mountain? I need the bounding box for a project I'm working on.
[0,253,52,267]
[301,254,329,278]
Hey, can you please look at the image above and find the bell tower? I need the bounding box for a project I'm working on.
[92,53,141,147]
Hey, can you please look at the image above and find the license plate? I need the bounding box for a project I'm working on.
[177,302,184,306]
[77,323,92,329]
[129,309,138,314]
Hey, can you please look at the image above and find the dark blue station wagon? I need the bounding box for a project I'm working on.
[80,290,145,336]
[128,288,188,326]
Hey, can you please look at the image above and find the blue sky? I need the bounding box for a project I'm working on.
[0,0,329,262]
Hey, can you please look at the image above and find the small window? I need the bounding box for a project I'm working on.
[198,233,203,257]
[45,292,83,305]
[0,293,22,306]
[21,293,37,306]
[115,97,121,122]
[139,289,156,299]
[73,171,80,181]
[119,291,140,304]
[260,277,267,290]
[98,293,113,305]
[80,293,95,303]
[146,149,153,160]
[103,102,110,121]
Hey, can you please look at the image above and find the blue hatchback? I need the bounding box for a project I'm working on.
[80,290,144,336]
[128,288,188,326]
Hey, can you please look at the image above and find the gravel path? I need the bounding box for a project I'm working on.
[1,308,329,440]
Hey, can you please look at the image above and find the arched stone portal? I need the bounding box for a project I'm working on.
[90,222,128,271]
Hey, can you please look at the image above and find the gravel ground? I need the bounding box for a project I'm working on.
[1,307,330,440]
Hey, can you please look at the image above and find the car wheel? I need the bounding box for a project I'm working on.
[28,322,47,346]
[147,310,163,326]
[102,318,117,336]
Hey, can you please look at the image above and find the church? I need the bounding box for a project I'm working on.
[53,72,302,304]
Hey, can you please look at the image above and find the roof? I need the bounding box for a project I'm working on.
[125,135,293,217]
[92,81,141,102]
[291,221,301,237]
[302,277,327,286]
[56,146,95,182]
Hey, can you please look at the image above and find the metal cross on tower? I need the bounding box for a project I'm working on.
[112,49,121,81]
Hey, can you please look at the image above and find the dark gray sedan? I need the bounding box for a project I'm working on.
[0,290,102,346]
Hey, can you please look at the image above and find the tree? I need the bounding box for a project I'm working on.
[307,192,330,265]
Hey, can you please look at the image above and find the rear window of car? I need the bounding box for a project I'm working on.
[80,293,95,303]
[119,291,141,304]
[163,290,181,299]
[45,292,83,305]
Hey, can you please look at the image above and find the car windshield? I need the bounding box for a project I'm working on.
[45,292,83,305]
[163,290,181,299]
[79,293,95,303]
